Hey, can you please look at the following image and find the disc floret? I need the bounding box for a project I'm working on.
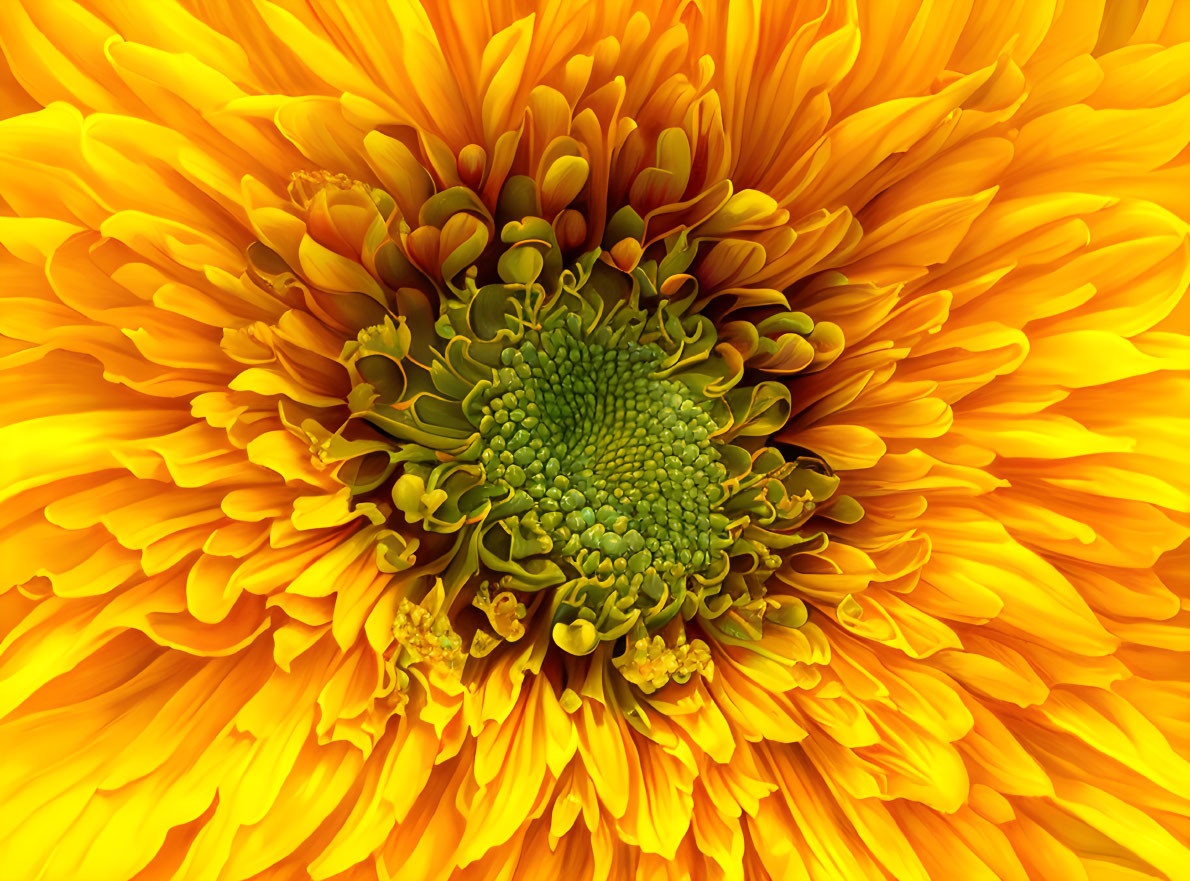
[475,309,736,641]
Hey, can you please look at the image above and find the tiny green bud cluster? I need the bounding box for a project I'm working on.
[476,311,734,626]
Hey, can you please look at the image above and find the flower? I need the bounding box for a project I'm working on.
[1,1,1187,879]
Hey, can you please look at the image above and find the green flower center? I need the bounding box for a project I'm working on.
[477,315,731,590]
[329,236,847,661]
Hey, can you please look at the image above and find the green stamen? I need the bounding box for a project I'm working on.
[477,317,731,617]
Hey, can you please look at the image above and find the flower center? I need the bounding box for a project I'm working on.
[325,229,845,665]
[475,312,735,636]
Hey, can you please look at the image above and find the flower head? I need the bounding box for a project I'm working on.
[1,2,1188,880]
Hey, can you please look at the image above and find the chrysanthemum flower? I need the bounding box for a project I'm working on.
[2,1,1188,879]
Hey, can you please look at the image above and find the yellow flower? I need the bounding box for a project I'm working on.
[1,1,1188,879]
